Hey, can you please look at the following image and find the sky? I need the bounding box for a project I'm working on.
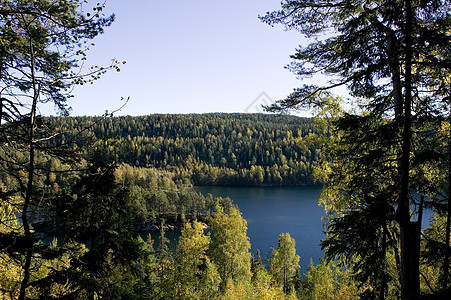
[41,0,314,116]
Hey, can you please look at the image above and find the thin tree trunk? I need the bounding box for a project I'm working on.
[18,37,39,300]
[18,139,35,300]
[399,1,420,299]
[386,22,404,297]
[387,29,402,118]
[443,117,451,288]
[380,223,388,300]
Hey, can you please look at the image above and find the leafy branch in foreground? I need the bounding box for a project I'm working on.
[0,0,125,298]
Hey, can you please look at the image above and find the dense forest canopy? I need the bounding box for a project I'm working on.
[46,113,319,186]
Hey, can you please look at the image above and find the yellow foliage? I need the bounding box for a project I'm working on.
[0,254,22,299]
[0,195,87,298]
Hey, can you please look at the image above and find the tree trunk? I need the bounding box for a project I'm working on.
[387,29,402,118]
[400,221,421,299]
[399,1,420,299]
[18,110,36,300]
[443,119,451,288]
[380,224,388,300]
[18,37,39,300]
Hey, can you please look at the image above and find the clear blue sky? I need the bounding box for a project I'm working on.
[42,0,312,116]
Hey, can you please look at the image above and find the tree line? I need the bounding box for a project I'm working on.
[45,113,319,186]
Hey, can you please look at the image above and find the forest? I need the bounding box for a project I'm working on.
[46,113,319,186]
[1,0,450,299]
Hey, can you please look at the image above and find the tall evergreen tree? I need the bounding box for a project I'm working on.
[262,0,451,298]
[0,1,122,298]
[41,158,149,298]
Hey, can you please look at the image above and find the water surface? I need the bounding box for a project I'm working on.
[150,185,434,273]
[197,186,325,272]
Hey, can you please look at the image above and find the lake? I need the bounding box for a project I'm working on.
[150,185,434,273]
[197,186,325,272]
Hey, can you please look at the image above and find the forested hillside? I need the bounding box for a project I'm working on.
[48,113,319,186]
[2,0,449,298]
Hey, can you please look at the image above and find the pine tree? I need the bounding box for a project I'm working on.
[0,1,122,298]
[262,1,451,298]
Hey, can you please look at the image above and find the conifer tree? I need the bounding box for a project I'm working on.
[0,1,123,297]
[262,1,451,298]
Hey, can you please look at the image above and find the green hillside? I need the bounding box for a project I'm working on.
[48,113,319,186]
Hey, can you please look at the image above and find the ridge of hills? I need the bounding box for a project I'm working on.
[48,113,319,186]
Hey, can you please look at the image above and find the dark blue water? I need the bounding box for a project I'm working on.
[149,186,434,273]
[197,186,325,272]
